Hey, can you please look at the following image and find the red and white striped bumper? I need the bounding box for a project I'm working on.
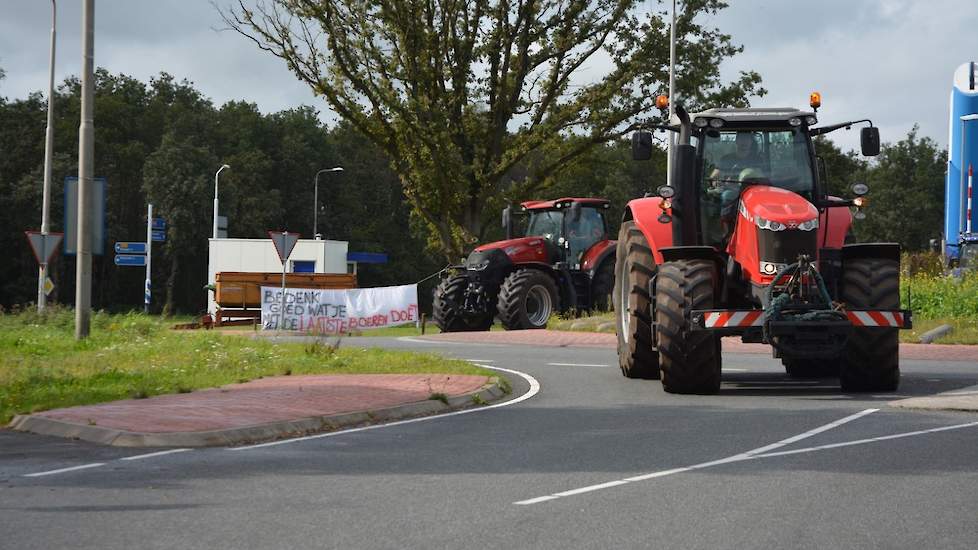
[691,309,912,330]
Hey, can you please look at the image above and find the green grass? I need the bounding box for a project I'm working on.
[0,306,492,425]
[548,312,615,333]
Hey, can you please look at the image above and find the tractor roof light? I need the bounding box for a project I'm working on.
[789,117,802,127]
[657,185,675,198]
[709,118,724,128]
[853,196,868,208]
[693,117,709,127]
[851,182,869,196]
[805,115,818,125]
[810,91,822,109]
[655,94,669,110]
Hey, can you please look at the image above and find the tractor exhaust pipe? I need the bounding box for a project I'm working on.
[672,105,700,246]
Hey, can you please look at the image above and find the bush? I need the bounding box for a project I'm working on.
[902,271,978,319]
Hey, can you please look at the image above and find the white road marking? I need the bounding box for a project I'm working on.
[723,368,749,372]
[941,390,978,396]
[754,421,978,459]
[23,463,106,478]
[463,359,495,363]
[547,362,610,368]
[120,448,192,461]
[514,408,879,506]
[742,409,878,456]
[230,364,541,451]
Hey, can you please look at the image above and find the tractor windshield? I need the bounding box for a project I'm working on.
[700,128,816,245]
[526,210,564,242]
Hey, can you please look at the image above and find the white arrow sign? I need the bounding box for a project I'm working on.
[268,230,300,263]
[25,231,64,265]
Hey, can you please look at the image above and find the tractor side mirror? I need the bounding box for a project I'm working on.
[861,127,880,156]
[502,206,513,240]
[632,131,653,161]
[569,201,582,222]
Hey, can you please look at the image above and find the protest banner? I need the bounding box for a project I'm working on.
[260,284,419,332]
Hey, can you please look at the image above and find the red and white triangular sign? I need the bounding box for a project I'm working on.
[25,231,64,265]
[268,230,300,263]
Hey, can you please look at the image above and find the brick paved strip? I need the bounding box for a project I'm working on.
[420,330,977,362]
[9,374,498,447]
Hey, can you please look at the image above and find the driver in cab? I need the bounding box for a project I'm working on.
[708,132,765,236]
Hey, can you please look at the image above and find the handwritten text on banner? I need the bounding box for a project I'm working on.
[261,284,418,332]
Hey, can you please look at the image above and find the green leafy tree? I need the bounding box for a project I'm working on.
[224,0,764,258]
[853,128,946,251]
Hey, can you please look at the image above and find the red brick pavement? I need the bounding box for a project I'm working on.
[421,330,978,362]
[35,374,489,434]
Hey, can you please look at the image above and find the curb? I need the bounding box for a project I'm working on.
[8,378,507,448]
[889,385,978,413]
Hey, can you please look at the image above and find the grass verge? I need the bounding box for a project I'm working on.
[0,307,492,425]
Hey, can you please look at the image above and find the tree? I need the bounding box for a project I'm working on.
[853,127,946,251]
[224,0,764,258]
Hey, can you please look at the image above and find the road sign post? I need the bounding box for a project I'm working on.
[268,230,300,330]
[145,204,152,313]
[25,231,64,305]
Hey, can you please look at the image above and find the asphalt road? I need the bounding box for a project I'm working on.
[3,337,978,549]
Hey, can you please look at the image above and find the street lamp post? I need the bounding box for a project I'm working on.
[38,0,56,312]
[213,164,230,239]
[313,167,344,239]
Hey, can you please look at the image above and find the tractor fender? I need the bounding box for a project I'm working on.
[582,239,616,276]
[841,243,901,263]
[622,197,674,265]
[818,200,853,249]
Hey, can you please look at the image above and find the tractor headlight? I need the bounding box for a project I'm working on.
[755,216,786,232]
[797,218,819,231]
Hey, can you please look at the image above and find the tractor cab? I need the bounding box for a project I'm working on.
[517,198,612,268]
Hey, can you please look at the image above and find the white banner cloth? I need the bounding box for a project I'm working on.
[260,284,418,332]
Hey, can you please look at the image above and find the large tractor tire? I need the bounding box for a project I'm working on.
[839,257,900,392]
[432,275,492,332]
[591,260,615,312]
[497,269,559,330]
[613,222,659,379]
[656,259,722,394]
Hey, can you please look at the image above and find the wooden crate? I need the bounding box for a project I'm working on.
[214,272,357,309]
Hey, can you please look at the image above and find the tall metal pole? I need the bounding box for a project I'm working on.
[74,0,94,339]
[666,0,677,188]
[38,0,57,312]
[213,164,229,239]
[313,167,343,239]
[145,203,152,314]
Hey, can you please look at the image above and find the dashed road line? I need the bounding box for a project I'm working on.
[23,463,106,478]
[120,448,192,461]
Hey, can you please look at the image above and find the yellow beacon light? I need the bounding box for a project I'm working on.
[809,91,822,110]
[655,94,670,110]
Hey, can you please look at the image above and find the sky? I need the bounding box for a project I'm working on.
[1,0,976,153]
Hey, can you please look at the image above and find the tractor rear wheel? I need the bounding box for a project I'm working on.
[591,260,615,312]
[432,275,492,332]
[613,222,659,379]
[839,258,900,392]
[497,269,559,330]
[656,259,722,394]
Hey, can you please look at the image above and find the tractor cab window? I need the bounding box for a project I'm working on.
[565,207,606,268]
[700,128,815,246]
[526,210,564,242]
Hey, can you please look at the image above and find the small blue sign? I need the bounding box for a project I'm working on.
[114,242,147,254]
[151,230,166,242]
[151,218,166,230]
[115,254,147,266]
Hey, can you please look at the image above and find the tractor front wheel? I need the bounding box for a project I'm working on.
[497,269,559,330]
[432,275,492,332]
[613,221,659,379]
[656,259,722,394]
[839,258,900,391]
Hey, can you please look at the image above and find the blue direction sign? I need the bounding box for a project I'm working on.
[151,230,166,242]
[151,217,166,230]
[114,241,147,254]
[114,254,147,267]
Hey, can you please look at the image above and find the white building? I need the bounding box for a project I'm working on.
[207,237,349,314]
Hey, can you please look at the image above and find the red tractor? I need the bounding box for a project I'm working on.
[615,95,912,394]
[433,198,617,331]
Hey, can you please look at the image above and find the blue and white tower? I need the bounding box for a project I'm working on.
[945,62,978,259]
